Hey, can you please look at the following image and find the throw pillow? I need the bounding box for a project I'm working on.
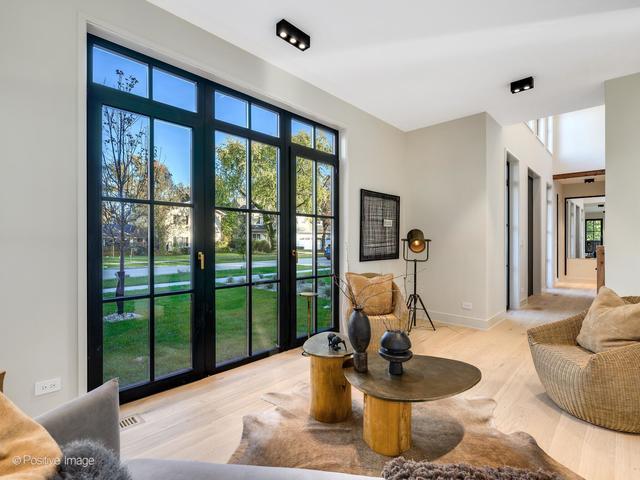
[53,440,131,480]
[577,287,640,353]
[382,457,562,480]
[0,392,62,479]
[346,273,393,316]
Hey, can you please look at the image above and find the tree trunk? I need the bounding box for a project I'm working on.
[116,202,126,315]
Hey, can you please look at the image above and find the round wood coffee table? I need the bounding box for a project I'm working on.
[344,354,481,456]
[303,332,354,423]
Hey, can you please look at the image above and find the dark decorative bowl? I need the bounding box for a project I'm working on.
[379,330,413,375]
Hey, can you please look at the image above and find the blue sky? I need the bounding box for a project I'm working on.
[154,120,192,191]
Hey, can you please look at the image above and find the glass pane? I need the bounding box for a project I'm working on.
[296,157,313,214]
[102,202,149,299]
[216,286,247,364]
[215,132,247,208]
[154,206,192,294]
[215,91,248,127]
[316,162,332,216]
[251,104,279,137]
[154,120,192,202]
[296,279,315,338]
[103,298,149,386]
[215,210,247,286]
[316,128,335,154]
[92,45,148,97]
[152,68,197,112]
[316,219,332,275]
[155,293,192,377]
[251,142,278,212]
[101,106,149,199]
[251,213,278,281]
[291,119,313,147]
[317,277,332,331]
[252,284,278,353]
[296,216,313,278]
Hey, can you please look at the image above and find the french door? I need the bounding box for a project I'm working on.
[87,35,339,402]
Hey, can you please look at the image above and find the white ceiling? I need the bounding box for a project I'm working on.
[147,0,640,131]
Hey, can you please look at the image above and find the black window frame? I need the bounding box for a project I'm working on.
[87,34,339,403]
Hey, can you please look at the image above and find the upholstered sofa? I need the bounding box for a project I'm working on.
[36,380,378,479]
[342,272,409,353]
[527,299,640,433]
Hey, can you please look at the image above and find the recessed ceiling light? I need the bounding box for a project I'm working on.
[511,76,534,94]
[276,19,311,52]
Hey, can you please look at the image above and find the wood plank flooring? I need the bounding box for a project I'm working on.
[120,287,640,480]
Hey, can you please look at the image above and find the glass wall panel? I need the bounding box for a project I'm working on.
[216,286,248,364]
[102,202,149,299]
[152,69,197,112]
[252,284,278,353]
[296,216,313,277]
[251,213,278,281]
[153,120,192,202]
[317,277,332,331]
[93,46,148,97]
[315,128,335,154]
[103,298,149,386]
[155,294,192,377]
[316,162,332,216]
[101,106,149,199]
[154,206,191,294]
[292,119,313,147]
[215,210,247,286]
[250,142,278,211]
[316,218,332,276]
[215,132,248,208]
[251,104,279,137]
[296,279,315,338]
[296,157,313,214]
[215,91,248,127]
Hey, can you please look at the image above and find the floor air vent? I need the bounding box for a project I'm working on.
[119,414,144,430]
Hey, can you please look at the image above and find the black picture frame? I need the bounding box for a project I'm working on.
[359,189,400,261]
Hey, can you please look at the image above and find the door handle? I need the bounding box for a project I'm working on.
[292,249,297,257]
[197,251,205,270]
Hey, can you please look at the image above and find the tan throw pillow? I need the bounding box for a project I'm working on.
[577,287,640,353]
[346,273,393,315]
[0,392,62,479]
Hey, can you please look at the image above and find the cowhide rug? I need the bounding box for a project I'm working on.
[228,383,582,479]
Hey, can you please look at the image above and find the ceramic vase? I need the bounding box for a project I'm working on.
[379,330,413,375]
[347,307,371,372]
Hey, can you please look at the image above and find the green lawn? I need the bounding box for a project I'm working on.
[102,252,333,387]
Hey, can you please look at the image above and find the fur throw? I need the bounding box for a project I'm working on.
[52,440,130,480]
[382,457,563,480]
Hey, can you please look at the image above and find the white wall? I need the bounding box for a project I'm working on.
[404,115,553,328]
[502,124,554,305]
[605,73,640,295]
[0,0,407,415]
[404,114,490,328]
[554,105,605,175]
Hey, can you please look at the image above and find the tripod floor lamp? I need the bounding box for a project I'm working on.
[402,229,436,331]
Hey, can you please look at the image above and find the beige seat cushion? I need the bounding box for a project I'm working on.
[577,287,640,353]
[0,392,62,479]
[346,273,393,316]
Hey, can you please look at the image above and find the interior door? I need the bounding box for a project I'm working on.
[291,146,338,344]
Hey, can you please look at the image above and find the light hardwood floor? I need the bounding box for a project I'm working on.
[121,288,640,480]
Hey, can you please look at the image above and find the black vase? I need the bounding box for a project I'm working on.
[379,330,413,375]
[347,307,371,372]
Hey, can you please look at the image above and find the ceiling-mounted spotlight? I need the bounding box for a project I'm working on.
[276,19,310,51]
[584,178,595,183]
[510,76,534,94]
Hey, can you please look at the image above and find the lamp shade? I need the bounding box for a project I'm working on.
[407,229,426,253]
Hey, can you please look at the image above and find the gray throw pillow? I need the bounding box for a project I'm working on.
[53,440,130,480]
[36,379,120,457]
[382,457,562,480]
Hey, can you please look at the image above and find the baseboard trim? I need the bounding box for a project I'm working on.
[417,310,504,331]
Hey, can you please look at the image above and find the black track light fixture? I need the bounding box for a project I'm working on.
[276,19,310,51]
[510,76,534,94]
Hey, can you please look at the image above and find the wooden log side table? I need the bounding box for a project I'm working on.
[344,355,481,456]
[302,332,354,423]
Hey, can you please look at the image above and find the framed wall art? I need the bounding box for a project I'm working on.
[359,189,400,261]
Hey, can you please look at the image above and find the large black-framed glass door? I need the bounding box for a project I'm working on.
[87,35,339,403]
